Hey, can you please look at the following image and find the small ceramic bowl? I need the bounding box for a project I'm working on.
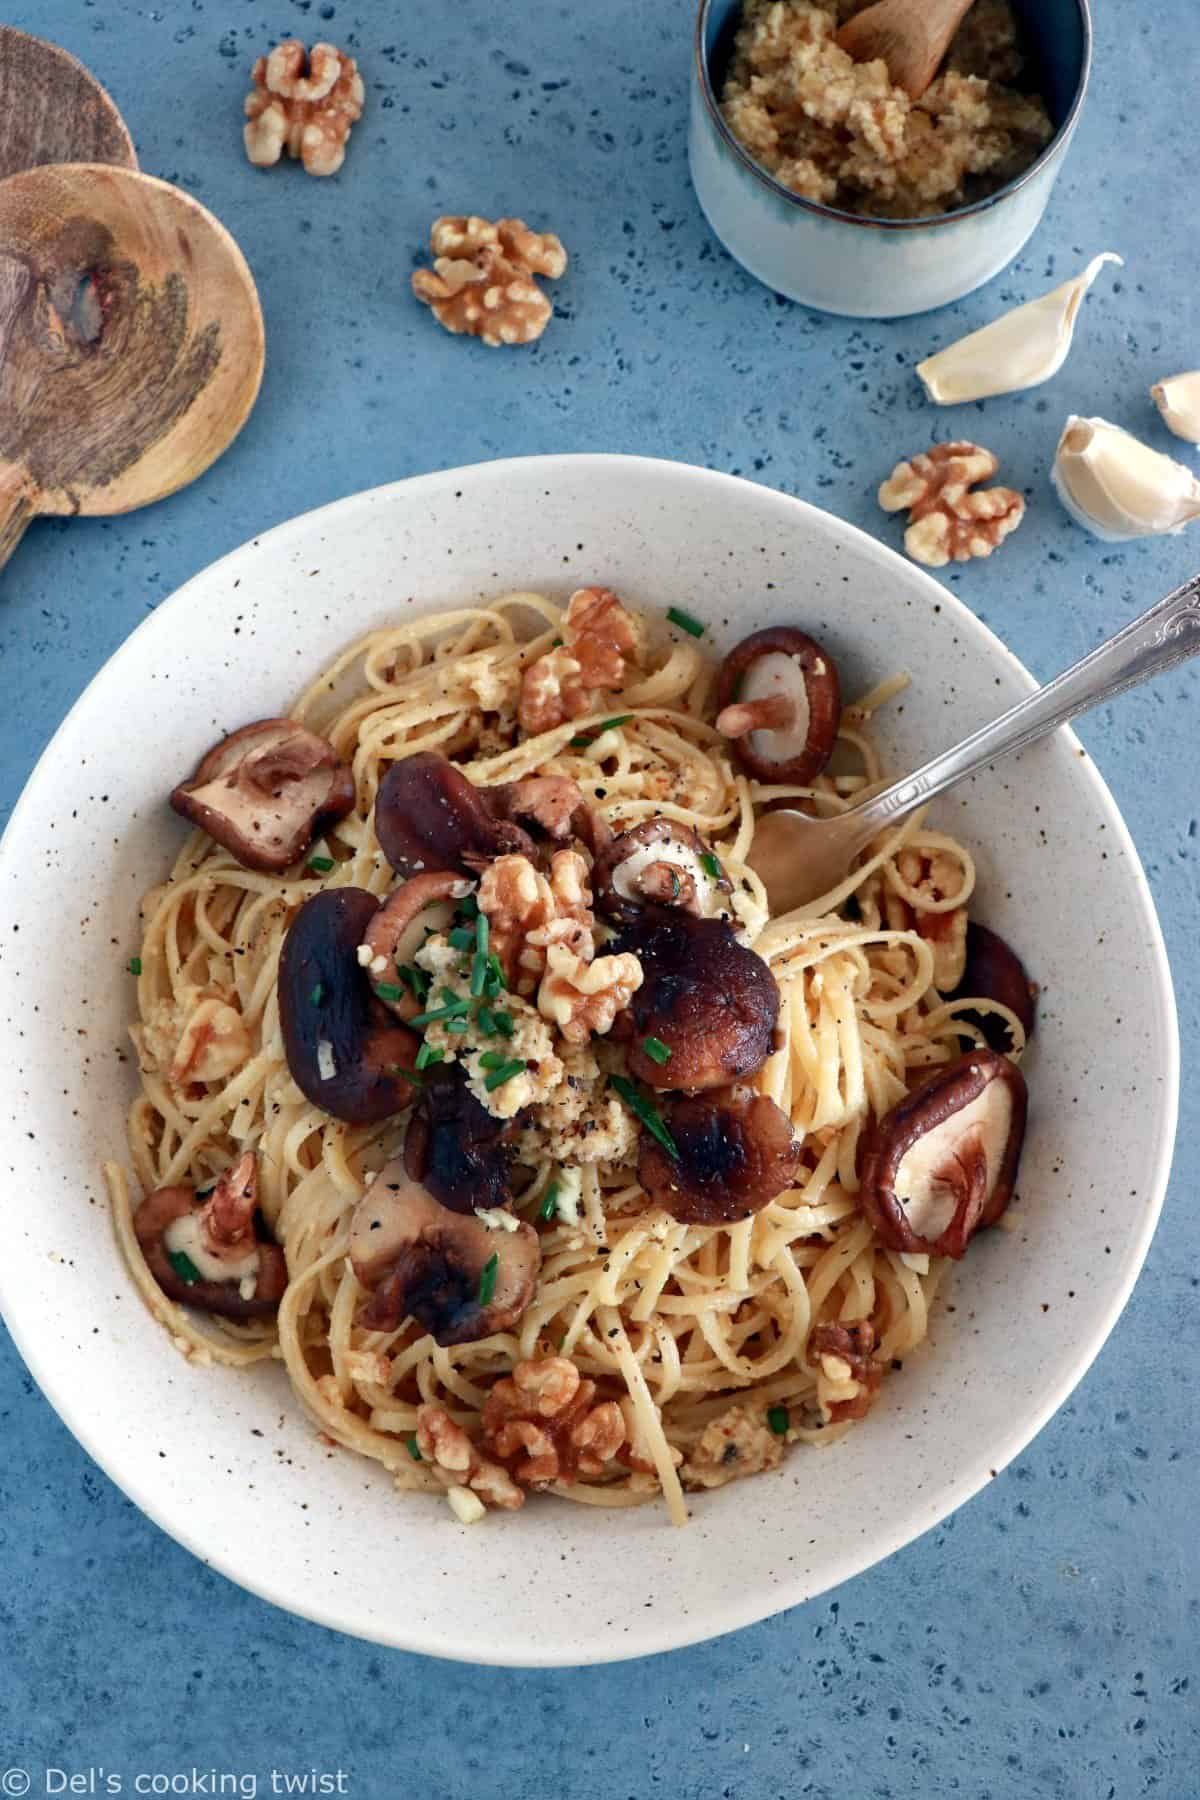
[689,0,1092,318]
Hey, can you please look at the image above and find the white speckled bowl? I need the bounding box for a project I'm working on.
[0,457,1177,1665]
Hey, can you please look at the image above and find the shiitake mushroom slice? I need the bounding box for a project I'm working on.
[170,718,355,874]
[715,627,841,786]
[349,1158,538,1345]
[374,750,535,878]
[638,1089,799,1224]
[618,912,780,1092]
[593,819,732,925]
[859,1049,1028,1259]
[278,887,420,1123]
[404,1063,514,1216]
[950,923,1037,1051]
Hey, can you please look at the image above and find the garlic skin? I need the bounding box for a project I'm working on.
[1052,416,1200,542]
[1151,372,1200,446]
[916,253,1122,405]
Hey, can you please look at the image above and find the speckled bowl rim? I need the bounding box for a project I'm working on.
[693,0,1094,231]
[0,455,1178,1665]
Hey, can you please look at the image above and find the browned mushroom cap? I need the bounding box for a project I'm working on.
[349,1159,539,1346]
[404,1064,513,1216]
[170,718,355,873]
[359,870,471,1017]
[482,775,596,844]
[950,923,1037,1051]
[715,627,841,785]
[859,1049,1028,1259]
[619,913,780,1092]
[279,887,420,1123]
[638,1089,799,1223]
[133,1154,288,1320]
[593,820,733,925]
[375,751,535,879]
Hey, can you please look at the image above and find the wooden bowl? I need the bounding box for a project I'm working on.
[0,27,137,180]
[0,163,265,566]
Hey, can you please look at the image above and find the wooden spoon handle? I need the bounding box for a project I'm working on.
[0,464,36,570]
[836,0,976,100]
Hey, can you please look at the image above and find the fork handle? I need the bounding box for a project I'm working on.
[855,569,1200,833]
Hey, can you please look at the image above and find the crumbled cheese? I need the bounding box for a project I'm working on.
[514,1045,638,1168]
[553,1167,582,1226]
[356,943,374,967]
[449,879,476,900]
[416,932,563,1120]
[317,1038,337,1081]
[475,1207,521,1233]
[447,1484,486,1525]
[370,954,388,975]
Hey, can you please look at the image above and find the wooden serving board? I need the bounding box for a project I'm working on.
[0,26,137,181]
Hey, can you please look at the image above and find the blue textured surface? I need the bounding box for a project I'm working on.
[1,1,1196,1794]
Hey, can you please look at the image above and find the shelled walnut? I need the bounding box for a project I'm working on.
[537,941,643,1044]
[481,1356,626,1485]
[518,585,643,735]
[415,1404,524,1512]
[412,215,567,348]
[879,442,1025,567]
[243,41,365,177]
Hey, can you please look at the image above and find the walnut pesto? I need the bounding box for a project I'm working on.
[720,0,1054,221]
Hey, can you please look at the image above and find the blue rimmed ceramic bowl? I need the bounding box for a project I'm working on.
[689,0,1092,318]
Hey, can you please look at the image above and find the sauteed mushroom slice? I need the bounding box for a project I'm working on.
[279,888,420,1123]
[621,914,780,1092]
[859,1050,1028,1259]
[359,870,471,1017]
[950,923,1037,1051]
[638,1090,799,1223]
[350,1159,539,1346]
[404,1064,513,1216]
[374,751,534,878]
[482,775,602,846]
[593,820,732,925]
[170,718,355,873]
[133,1152,287,1320]
[715,627,841,785]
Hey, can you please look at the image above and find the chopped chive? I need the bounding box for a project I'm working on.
[408,997,470,1028]
[477,1004,498,1036]
[700,851,722,880]
[444,1017,470,1034]
[493,1010,515,1038]
[167,1249,202,1286]
[448,926,476,952]
[667,605,705,639]
[668,869,681,901]
[482,950,507,998]
[307,855,335,874]
[470,912,492,998]
[484,1058,527,1092]
[642,1035,672,1066]
[398,965,430,1002]
[414,1042,444,1072]
[127,956,142,976]
[374,981,403,1003]
[406,1435,422,1462]
[310,982,326,1007]
[767,1405,790,1437]
[479,1050,508,1071]
[539,1181,560,1221]
[478,1253,499,1306]
[610,1074,679,1159]
[457,893,479,920]
[570,713,634,748]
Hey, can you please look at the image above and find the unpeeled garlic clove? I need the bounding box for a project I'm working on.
[1151,371,1200,446]
[916,253,1123,405]
[1052,415,1200,542]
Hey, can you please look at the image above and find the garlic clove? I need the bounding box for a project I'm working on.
[1051,415,1200,542]
[1151,371,1200,446]
[916,253,1123,406]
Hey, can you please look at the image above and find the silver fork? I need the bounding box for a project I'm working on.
[748,569,1200,915]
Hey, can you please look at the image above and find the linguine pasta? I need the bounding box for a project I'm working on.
[107,591,1028,1526]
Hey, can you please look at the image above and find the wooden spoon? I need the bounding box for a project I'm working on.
[0,27,137,180]
[835,0,977,101]
[0,163,264,569]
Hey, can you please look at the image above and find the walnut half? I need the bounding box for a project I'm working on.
[481,1356,626,1485]
[244,41,365,177]
[412,215,568,348]
[879,442,1025,567]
